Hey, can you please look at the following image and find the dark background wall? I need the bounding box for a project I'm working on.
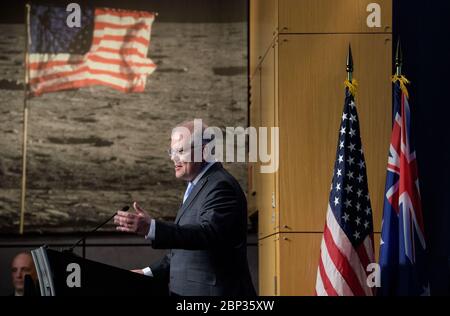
[0,0,247,23]
[394,0,450,295]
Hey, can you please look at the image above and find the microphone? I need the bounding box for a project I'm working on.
[65,205,130,253]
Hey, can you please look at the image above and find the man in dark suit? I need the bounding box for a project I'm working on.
[114,120,256,296]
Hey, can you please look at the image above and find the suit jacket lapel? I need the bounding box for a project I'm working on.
[174,163,223,224]
[175,177,208,224]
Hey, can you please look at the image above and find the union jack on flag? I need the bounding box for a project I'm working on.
[378,77,429,295]
[27,4,156,96]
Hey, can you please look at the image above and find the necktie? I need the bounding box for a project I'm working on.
[183,182,194,204]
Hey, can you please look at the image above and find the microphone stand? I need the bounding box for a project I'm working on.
[64,206,130,256]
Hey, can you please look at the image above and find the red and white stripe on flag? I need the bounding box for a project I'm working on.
[28,8,156,96]
[315,206,376,296]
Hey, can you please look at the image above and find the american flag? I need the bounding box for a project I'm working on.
[27,4,156,96]
[378,79,429,295]
[315,87,375,296]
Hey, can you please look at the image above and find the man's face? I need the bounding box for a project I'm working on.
[11,254,36,292]
[170,131,203,181]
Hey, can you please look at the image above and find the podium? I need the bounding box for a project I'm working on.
[31,247,168,296]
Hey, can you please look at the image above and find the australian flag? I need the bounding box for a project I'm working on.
[378,79,429,295]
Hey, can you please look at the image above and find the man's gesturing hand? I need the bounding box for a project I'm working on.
[114,202,152,236]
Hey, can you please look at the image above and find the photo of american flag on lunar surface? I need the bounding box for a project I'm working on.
[315,86,376,296]
[0,1,248,234]
[28,4,156,96]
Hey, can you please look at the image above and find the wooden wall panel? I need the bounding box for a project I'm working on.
[259,234,278,295]
[278,34,392,232]
[278,233,322,296]
[249,0,260,77]
[259,45,278,238]
[355,43,392,232]
[374,232,381,261]
[258,0,279,56]
[274,39,280,232]
[251,1,393,297]
[250,0,279,78]
[279,0,392,34]
[248,69,262,217]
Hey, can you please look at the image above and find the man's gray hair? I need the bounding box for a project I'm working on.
[172,119,211,146]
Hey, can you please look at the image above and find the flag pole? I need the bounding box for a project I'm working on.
[346,44,354,82]
[395,37,403,76]
[19,3,31,234]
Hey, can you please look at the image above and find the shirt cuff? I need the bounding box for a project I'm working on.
[142,267,153,277]
[145,219,156,240]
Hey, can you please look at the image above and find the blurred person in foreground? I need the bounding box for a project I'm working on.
[11,252,37,296]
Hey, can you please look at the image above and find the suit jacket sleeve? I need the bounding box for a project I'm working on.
[151,180,244,250]
[149,253,170,283]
